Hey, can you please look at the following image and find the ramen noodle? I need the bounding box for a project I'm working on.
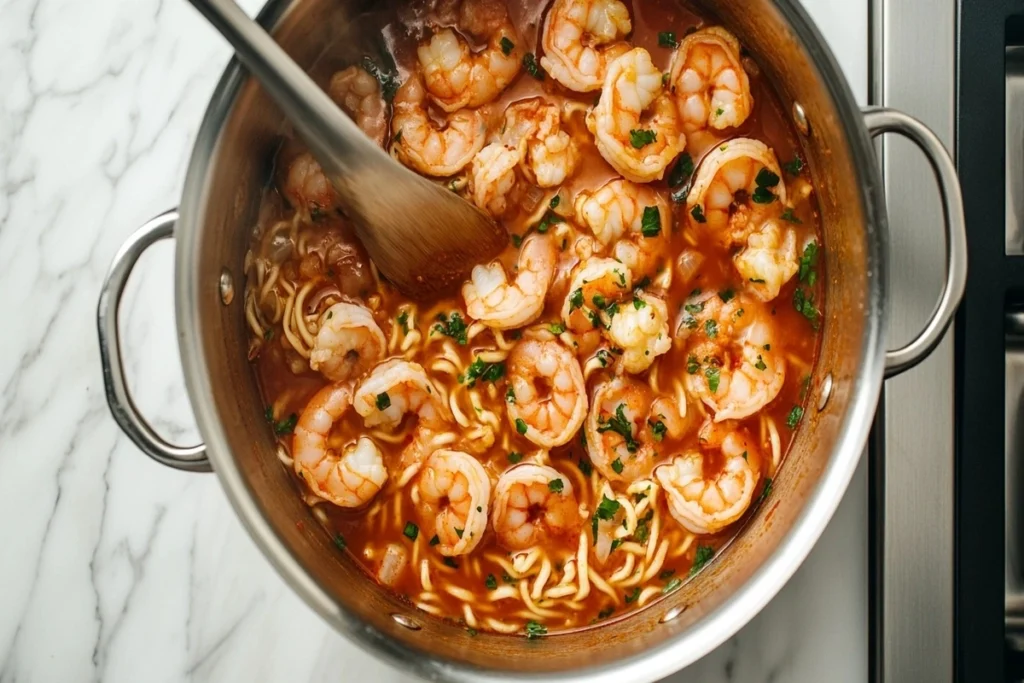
[244,0,823,638]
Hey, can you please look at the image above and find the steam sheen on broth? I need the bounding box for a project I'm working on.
[244,0,823,638]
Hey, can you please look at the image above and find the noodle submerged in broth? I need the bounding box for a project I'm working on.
[245,0,824,638]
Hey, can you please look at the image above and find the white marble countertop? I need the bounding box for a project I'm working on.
[0,0,868,680]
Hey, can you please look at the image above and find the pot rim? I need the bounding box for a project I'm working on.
[175,1,887,680]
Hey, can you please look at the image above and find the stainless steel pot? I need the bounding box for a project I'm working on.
[97,0,967,680]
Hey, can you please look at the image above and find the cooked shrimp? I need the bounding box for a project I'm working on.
[328,65,388,147]
[391,75,486,177]
[686,138,787,236]
[733,219,799,302]
[681,293,785,421]
[587,48,684,183]
[282,152,338,215]
[417,0,521,112]
[309,302,387,382]
[540,0,632,92]
[491,464,581,550]
[574,179,670,277]
[560,257,632,334]
[585,376,666,482]
[606,291,672,374]
[414,449,491,556]
[501,98,580,187]
[656,419,759,534]
[668,27,753,139]
[468,142,521,216]
[462,233,556,329]
[506,338,587,448]
[293,384,388,508]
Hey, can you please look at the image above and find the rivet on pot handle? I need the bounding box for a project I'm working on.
[862,107,968,379]
[97,210,211,472]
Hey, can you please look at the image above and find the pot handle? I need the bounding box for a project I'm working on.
[862,107,968,379]
[97,210,211,472]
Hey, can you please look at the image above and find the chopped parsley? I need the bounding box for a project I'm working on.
[462,356,505,388]
[781,207,802,224]
[397,311,410,334]
[749,277,766,284]
[690,204,707,224]
[333,533,347,550]
[429,534,440,546]
[548,478,564,493]
[686,355,700,374]
[443,557,459,569]
[549,195,561,209]
[633,296,647,310]
[403,521,419,541]
[455,528,464,539]
[604,302,620,318]
[549,321,566,335]
[755,355,767,371]
[611,458,624,474]
[515,418,528,435]
[271,412,298,436]
[534,210,563,233]
[641,205,661,237]
[634,510,653,543]
[786,405,804,429]
[523,53,544,80]
[569,287,584,311]
[508,451,523,464]
[624,586,641,604]
[715,107,724,116]
[719,288,735,303]
[752,167,781,204]
[798,242,819,285]
[689,544,714,576]
[658,31,678,48]
[596,606,615,620]
[578,458,593,477]
[649,419,667,442]
[782,156,804,175]
[596,403,638,453]
[759,477,774,503]
[662,577,683,593]
[629,129,657,149]
[433,311,468,344]
[596,348,611,367]
[500,36,515,56]
[704,319,718,339]
[525,621,547,639]
[705,365,721,393]
[486,573,498,590]
[659,569,676,580]
[591,494,622,541]
[506,386,516,404]
[360,56,400,101]
[793,287,821,329]
[375,392,391,411]
[466,627,478,636]
[633,276,652,291]
[668,152,694,190]
[511,233,523,248]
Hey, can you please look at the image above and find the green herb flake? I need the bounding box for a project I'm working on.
[705,365,721,393]
[755,167,781,189]
[634,510,653,543]
[403,521,419,541]
[397,311,410,334]
[273,413,298,436]
[596,403,638,453]
[455,528,464,539]
[333,533,347,551]
[759,477,774,503]
[549,321,566,335]
[752,186,776,204]
[548,478,565,493]
[715,107,724,116]
[597,606,614,620]
[690,204,707,224]
[689,544,715,576]
[500,36,515,56]
[641,205,661,237]
[625,586,641,604]
[633,296,647,310]
[662,577,683,593]
[792,287,821,329]
[597,349,611,367]
[749,277,766,284]
[525,621,547,639]
[629,129,657,149]
[782,156,804,175]
[658,31,678,48]
[611,458,624,474]
[658,569,676,580]
[786,405,804,429]
[535,210,563,233]
[429,534,440,546]
[718,288,735,303]
[578,458,593,477]
[433,311,469,344]
[781,207,803,224]
[506,386,516,404]
[686,355,700,374]
[668,152,694,189]
[704,319,718,339]
[466,627,478,636]
[515,418,528,435]
[360,56,400,102]
[486,573,498,590]
[443,557,459,569]
[462,356,506,388]
[511,233,523,248]
[569,287,584,311]
[798,242,819,284]
[649,419,667,442]
[549,195,561,209]
[755,355,767,371]
[375,392,391,411]
[523,53,544,80]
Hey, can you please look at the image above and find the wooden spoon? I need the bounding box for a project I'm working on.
[187,0,506,298]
